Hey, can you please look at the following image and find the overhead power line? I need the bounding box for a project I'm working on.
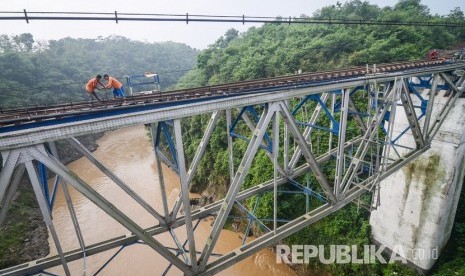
[0,10,464,28]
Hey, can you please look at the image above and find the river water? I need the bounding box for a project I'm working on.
[46,125,296,275]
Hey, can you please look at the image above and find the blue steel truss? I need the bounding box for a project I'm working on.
[155,121,179,173]
[229,105,273,152]
[390,78,429,144]
[292,93,339,134]
[37,145,61,210]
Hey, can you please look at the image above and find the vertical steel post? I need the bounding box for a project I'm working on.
[150,122,171,220]
[198,104,276,270]
[0,150,20,204]
[48,141,87,272]
[339,80,397,198]
[329,92,336,152]
[170,111,220,221]
[422,74,438,141]
[335,89,350,198]
[273,111,280,233]
[226,109,235,183]
[25,160,71,276]
[173,119,198,271]
[283,100,290,174]
[380,79,400,171]
[0,164,24,226]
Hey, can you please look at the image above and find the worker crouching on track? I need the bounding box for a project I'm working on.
[103,74,126,102]
[86,74,105,102]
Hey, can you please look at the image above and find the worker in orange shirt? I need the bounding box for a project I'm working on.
[85,74,105,102]
[103,74,126,100]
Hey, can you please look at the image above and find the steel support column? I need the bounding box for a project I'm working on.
[173,119,198,271]
[198,103,277,270]
[170,111,220,221]
[278,101,337,204]
[28,145,191,274]
[422,74,439,141]
[335,89,350,198]
[24,160,71,276]
[226,109,235,182]
[339,79,399,198]
[150,122,170,220]
[399,79,425,148]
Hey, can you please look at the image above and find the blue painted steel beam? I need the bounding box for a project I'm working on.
[241,195,261,245]
[155,122,179,173]
[291,93,339,134]
[333,86,364,112]
[287,179,327,203]
[390,79,429,144]
[37,162,51,208]
[235,200,271,233]
[229,106,273,152]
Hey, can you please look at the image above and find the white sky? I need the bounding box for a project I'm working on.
[0,0,464,49]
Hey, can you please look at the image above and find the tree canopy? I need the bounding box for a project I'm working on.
[175,1,465,275]
[0,35,198,108]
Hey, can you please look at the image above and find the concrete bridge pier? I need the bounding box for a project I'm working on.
[370,91,465,271]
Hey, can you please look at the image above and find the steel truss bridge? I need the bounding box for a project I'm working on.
[0,60,465,275]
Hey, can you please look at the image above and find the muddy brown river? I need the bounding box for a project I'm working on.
[46,125,296,275]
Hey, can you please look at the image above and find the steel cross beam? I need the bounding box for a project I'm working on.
[27,145,192,274]
[66,137,166,224]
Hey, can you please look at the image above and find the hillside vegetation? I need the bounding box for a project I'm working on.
[174,0,465,275]
[0,35,198,108]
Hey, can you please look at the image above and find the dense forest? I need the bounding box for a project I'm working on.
[0,35,198,108]
[0,0,464,275]
[174,0,465,275]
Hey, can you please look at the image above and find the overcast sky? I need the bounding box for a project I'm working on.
[1,0,464,49]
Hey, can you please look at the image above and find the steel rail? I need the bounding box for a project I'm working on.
[0,59,452,127]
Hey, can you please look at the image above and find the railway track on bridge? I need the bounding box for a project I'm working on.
[1,55,465,276]
[0,59,454,128]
